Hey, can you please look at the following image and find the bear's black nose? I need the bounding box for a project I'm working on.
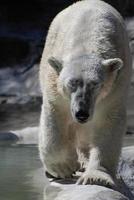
[75,110,89,123]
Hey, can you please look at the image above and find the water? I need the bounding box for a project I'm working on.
[123,134,134,147]
[0,144,44,200]
[0,135,134,200]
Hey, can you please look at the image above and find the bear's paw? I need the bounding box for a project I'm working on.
[76,169,116,189]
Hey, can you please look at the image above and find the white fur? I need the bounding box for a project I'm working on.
[39,0,131,187]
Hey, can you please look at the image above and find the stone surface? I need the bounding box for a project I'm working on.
[44,184,128,200]
[0,127,38,144]
[0,132,18,141]
[13,127,39,144]
[104,0,133,16]
[30,146,134,200]
[0,97,41,131]
[125,17,134,133]
[118,146,134,198]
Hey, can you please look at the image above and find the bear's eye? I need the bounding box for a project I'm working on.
[67,79,83,93]
[91,81,100,88]
[87,81,100,90]
[67,81,77,92]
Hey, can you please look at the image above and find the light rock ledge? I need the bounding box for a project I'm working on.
[44,184,128,200]
[42,146,134,200]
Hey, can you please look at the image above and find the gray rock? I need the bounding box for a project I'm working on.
[0,64,41,99]
[44,184,128,200]
[104,0,134,17]
[13,127,39,144]
[0,99,41,132]
[118,146,134,197]
[30,146,134,200]
[0,127,39,144]
[126,18,134,133]
[0,132,18,141]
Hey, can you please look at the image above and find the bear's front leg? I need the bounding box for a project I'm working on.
[39,104,79,179]
[77,111,126,188]
[77,147,115,188]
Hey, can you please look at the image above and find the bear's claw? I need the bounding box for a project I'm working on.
[76,169,116,189]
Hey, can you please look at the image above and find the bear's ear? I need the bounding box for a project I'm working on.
[102,58,123,72]
[48,56,62,74]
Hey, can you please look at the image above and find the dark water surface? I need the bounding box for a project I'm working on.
[0,144,44,200]
[0,135,134,200]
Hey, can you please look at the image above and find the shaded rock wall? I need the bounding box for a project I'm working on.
[104,0,133,16]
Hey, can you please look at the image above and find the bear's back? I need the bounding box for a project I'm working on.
[40,0,131,97]
[49,0,126,60]
[52,0,124,31]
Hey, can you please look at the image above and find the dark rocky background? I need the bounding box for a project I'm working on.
[0,0,134,133]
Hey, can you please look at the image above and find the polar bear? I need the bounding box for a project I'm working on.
[39,0,131,188]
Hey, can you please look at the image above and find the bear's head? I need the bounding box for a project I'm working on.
[48,55,123,123]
